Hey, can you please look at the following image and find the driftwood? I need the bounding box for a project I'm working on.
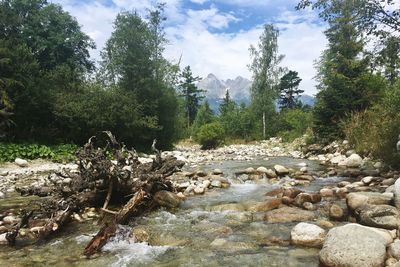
[11,132,184,253]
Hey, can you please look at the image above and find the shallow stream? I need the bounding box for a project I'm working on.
[0,157,349,267]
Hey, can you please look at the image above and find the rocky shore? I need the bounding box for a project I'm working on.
[1,137,400,266]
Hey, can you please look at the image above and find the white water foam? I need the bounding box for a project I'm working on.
[102,241,170,267]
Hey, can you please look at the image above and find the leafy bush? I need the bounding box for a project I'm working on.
[194,122,225,150]
[342,82,400,168]
[278,109,313,142]
[0,143,78,162]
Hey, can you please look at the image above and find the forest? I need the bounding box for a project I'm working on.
[0,0,399,168]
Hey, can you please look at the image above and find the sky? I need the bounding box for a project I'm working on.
[51,0,328,95]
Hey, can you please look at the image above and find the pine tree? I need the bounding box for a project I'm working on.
[278,70,303,109]
[179,66,204,128]
[312,0,381,141]
[219,90,236,115]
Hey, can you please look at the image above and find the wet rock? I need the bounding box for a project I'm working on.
[329,204,344,220]
[245,198,281,212]
[294,193,321,207]
[346,192,392,211]
[358,204,400,230]
[389,240,400,260]
[184,185,195,195]
[209,203,246,212]
[283,188,302,198]
[345,154,363,168]
[131,227,150,243]
[317,220,334,229]
[265,187,283,197]
[14,158,28,167]
[295,175,314,181]
[291,222,326,248]
[300,167,308,173]
[282,196,294,205]
[212,169,223,175]
[264,169,277,178]
[319,224,387,267]
[264,206,316,223]
[209,238,256,251]
[274,165,289,176]
[382,178,395,186]
[154,191,182,208]
[320,188,334,197]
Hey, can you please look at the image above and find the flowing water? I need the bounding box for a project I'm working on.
[0,157,349,267]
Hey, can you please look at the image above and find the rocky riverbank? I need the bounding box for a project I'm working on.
[1,137,400,266]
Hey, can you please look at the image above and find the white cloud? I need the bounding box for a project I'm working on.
[51,0,327,95]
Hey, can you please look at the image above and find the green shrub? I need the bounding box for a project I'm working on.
[194,122,225,150]
[342,82,400,168]
[0,143,78,162]
[278,108,313,142]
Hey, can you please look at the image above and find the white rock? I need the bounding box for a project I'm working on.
[389,240,400,260]
[256,166,268,173]
[212,169,223,175]
[297,162,308,167]
[319,223,388,267]
[361,176,374,185]
[211,180,222,188]
[300,167,308,173]
[374,162,383,169]
[345,154,363,168]
[291,222,326,247]
[14,158,28,167]
[0,192,4,199]
[3,215,19,224]
[274,165,289,175]
[202,180,211,188]
[194,186,205,194]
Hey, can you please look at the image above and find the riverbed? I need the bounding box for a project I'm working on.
[0,156,350,267]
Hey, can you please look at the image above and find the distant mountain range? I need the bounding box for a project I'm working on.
[197,73,315,113]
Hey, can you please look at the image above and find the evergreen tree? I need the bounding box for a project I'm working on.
[192,101,215,131]
[376,36,400,84]
[219,90,236,115]
[278,70,303,109]
[179,66,204,128]
[312,0,381,141]
[248,24,284,139]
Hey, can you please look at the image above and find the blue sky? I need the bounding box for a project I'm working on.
[52,0,328,95]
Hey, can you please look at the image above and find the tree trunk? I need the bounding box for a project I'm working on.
[262,112,266,140]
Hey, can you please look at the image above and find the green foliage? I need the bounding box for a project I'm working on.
[249,24,284,139]
[194,122,225,150]
[278,109,313,142]
[311,1,384,142]
[179,66,204,128]
[0,143,78,162]
[192,101,215,133]
[278,70,303,109]
[342,82,400,168]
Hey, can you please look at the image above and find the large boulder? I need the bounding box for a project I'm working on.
[344,154,363,168]
[290,222,326,248]
[358,204,400,230]
[274,165,289,176]
[346,192,392,211]
[319,224,388,267]
[153,191,182,208]
[264,206,316,223]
